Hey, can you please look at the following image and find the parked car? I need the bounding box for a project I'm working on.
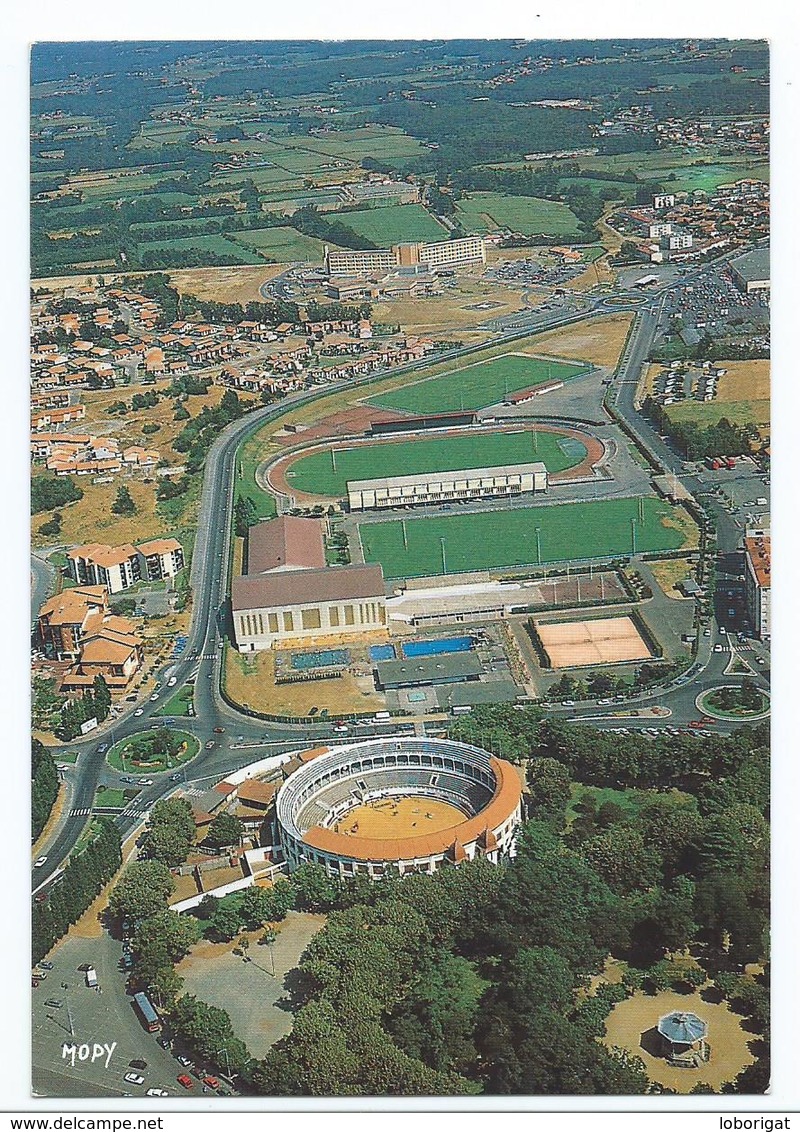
[146,1088,169,1098]
[129,1059,147,1071]
[138,778,154,787]
[134,708,144,716]
[39,961,54,970]
[150,693,159,702]
[203,1076,220,1090]
[168,677,177,687]
[177,1075,193,1089]
[123,1072,144,1086]
[34,856,48,868]
[213,727,225,734]
[44,999,63,1009]
[169,773,181,782]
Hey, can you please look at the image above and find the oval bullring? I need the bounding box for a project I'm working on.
[275,737,524,879]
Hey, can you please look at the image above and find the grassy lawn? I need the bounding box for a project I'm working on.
[93,787,132,810]
[332,203,448,245]
[134,234,264,265]
[455,192,581,238]
[230,226,330,262]
[368,353,591,416]
[666,399,770,430]
[154,686,194,718]
[566,784,651,824]
[107,729,200,774]
[358,497,695,579]
[285,428,587,498]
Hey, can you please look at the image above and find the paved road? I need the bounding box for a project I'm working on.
[33,262,769,890]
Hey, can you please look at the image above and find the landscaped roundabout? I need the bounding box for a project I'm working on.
[107,727,200,774]
[696,684,770,722]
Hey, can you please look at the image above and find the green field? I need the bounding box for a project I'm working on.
[285,428,588,497]
[368,353,592,416]
[666,399,770,429]
[455,192,582,238]
[359,497,692,579]
[333,203,448,245]
[135,234,264,264]
[231,225,330,262]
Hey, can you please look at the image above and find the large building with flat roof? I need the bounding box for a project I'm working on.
[730,246,770,293]
[347,462,547,511]
[325,236,486,278]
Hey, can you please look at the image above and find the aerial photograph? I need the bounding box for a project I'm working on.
[29,38,770,1099]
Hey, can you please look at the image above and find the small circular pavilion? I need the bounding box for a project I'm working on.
[657,1011,710,1068]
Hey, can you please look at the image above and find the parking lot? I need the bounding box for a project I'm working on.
[32,930,186,1099]
[660,263,769,346]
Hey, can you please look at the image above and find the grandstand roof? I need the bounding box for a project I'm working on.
[301,756,523,863]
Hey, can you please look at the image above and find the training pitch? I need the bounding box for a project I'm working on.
[282,428,588,498]
[366,353,592,415]
[534,615,653,669]
[358,497,692,579]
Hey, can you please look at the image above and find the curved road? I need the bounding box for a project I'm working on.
[32,264,768,889]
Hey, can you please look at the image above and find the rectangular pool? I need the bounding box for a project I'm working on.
[370,644,396,662]
[291,648,350,670]
[401,636,474,659]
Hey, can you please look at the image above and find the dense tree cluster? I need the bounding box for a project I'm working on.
[32,739,59,841]
[139,797,196,868]
[31,474,83,516]
[56,675,112,741]
[33,818,121,964]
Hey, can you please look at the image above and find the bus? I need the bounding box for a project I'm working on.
[133,991,161,1033]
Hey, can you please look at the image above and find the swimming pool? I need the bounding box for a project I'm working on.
[291,648,350,670]
[369,644,396,662]
[401,636,474,659]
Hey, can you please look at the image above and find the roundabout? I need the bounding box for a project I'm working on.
[107,728,200,775]
[695,684,770,722]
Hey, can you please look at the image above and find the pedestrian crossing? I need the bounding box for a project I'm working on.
[120,802,152,819]
[180,786,205,798]
[69,807,91,818]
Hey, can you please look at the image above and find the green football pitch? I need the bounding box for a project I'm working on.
[358,497,691,579]
[367,353,592,416]
[284,428,588,498]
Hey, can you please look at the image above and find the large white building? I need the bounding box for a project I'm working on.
[347,462,548,511]
[325,236,486,278]
[232,515,387,650]
[744,534,771,640]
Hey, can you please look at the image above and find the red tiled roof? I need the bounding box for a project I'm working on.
[246,516,326,575]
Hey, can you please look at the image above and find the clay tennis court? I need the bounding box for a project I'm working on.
[333,796,467,839]
[535,614,653,669]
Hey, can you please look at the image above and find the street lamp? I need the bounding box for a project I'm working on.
[215,1046,233,1080]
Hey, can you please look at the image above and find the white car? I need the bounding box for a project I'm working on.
[134,708,144,716]
[150,693,159,702]
[34,856,48,868]
[146,1088,169,1097]
[124,1072,144,1086]
[168,677,177,687]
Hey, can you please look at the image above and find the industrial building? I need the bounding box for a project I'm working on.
[231,515,387,650]
[325,236,486,278]
[347,462,547,511]
[730,246,770,293]
[744,534,771,640]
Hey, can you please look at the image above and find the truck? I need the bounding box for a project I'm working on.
[85,966,98,988]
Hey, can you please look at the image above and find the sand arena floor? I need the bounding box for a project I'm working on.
[333,796,468,840]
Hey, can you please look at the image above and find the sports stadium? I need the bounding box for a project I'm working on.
[275,737,524,879]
